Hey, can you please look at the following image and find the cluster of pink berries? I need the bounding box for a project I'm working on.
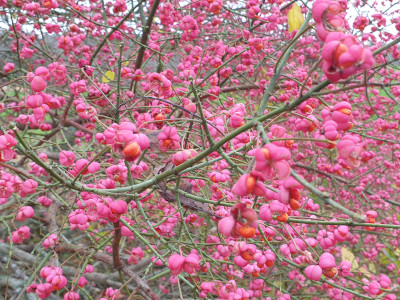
[0,133,17,162]
[27,265,95,299]
[95,121,150,161]
[295,97,365,169]
[167,250,201,275]
[313,0,374,81]
[305,252,350,281]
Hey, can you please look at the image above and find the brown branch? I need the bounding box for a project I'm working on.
[0,243,136,290]
[0,76,26,89]
[112,222,122,270]
[55,245,159,300]
[199,84,259,100]
[46,202,60,233]
[61,94,75,126]
[64,118,94,136]
[0,162,35,180]
[48,111,94,136]
[32,215,50,226]
[59,1,141,124]
[134,0,161,71]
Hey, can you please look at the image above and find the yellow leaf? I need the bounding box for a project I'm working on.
[341,247,359,269]
[358,266,369,275]
[368,263,376,273]
[288,3,304,33]
[102,70,115,83]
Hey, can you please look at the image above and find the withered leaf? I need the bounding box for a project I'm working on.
[138,128,160,150]
[156,164,219,217]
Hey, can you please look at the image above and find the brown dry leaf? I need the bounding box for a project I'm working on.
[155,165,217,217]
[158,181,215,215]
[179,192,216,217]
[138,128,160,150]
